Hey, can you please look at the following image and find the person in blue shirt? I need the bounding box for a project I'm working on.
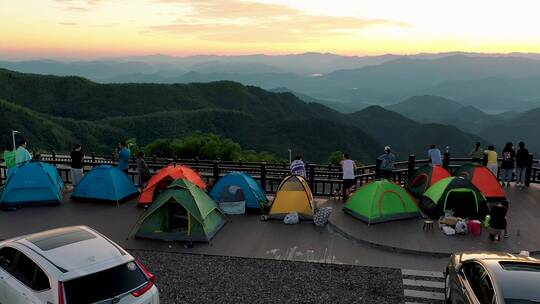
[117,141,131,174]
[15,139,32,165]
[427,144,443,166]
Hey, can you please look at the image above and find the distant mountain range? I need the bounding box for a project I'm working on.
[3,53,540,113]
[0,69,485,162]
[384,95,540,154]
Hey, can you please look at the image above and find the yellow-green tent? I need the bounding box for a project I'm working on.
[268,175,314,219]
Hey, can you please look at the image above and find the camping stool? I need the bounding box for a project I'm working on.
[423,220,434,231]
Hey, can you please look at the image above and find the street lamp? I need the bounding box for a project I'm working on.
[288,149,292,164]
[12,130,20,148]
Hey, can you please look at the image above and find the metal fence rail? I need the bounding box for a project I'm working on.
[1,151,539,197]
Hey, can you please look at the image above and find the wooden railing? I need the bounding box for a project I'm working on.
[1,151,539,197]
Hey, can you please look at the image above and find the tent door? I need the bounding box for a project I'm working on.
[168,202,190,233]
[444,189,478,217]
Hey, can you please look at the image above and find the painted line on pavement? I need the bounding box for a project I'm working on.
[404,289,445,300]
[403,278,445,289]
[402,269,444,278]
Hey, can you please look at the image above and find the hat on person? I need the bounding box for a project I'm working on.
[384,146,391,151]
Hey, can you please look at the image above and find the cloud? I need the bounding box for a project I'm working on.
[55,0,102,11]
[147,0,409,43]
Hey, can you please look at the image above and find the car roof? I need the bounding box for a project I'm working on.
[461,252,540,301]
[12,226,131,275]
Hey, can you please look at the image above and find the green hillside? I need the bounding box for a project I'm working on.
[0,69,488,162]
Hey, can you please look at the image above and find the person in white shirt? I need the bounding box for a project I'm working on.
[427,144,443,166]
[341,153,357,201]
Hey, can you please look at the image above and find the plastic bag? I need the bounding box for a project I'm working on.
[483,215,491,228]
[442,225,456,235]
[284,212,300,225]
[455,220,468,234]
[314,207,332,227]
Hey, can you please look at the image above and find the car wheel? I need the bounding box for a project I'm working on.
[445,273,452,304]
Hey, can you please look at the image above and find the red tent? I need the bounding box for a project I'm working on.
[138,164,207,206]
[454,164,506,201]
[407,164,451,197]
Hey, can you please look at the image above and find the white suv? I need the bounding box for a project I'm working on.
[0,226,159,304]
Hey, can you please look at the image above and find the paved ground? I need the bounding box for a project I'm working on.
[132,250,404,304]
[325,183,540,255]
[0,190,449,271]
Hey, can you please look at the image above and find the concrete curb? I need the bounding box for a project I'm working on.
[327,220,540,258]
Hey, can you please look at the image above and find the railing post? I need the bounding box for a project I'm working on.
[239,159,242,168]
[260,162,267,191]
[213,160,220,182]
[525,153,534,186]
[195,157,199,167]
[308,164,315,191]
[408,154,416,176]
[111,152,116,164]
[91,152,96,163]
[52,150,56,161]
[443,152,450,170]
[152,155,157,163]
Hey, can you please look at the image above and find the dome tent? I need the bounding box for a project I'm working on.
[209,172,268,213]
[267,175,314,220]
[138,164,206,206]
[71,165,139,203]
[1,162,64,207]
[420,177,488,220]
[454,163,506,202]
[344,180,419,225]
[407,164,451,198]
[133,179,226,242]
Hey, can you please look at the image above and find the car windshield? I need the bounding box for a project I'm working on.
[63,261,147,304]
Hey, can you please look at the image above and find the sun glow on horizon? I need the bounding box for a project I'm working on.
[1,0,540,59]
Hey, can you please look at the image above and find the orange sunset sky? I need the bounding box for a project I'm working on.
[2,0,540,59]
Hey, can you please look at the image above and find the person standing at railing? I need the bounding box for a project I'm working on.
[500,142,516,188]
[470,142,484,165]
[341,153,357,201]
[137,151,151,189]
[15,139,32,165]
[117,141,131,174]
[485,145,498,177]
[70,144,84,187]
[427,144,442,165]
[290,155,306,177]
[515,142,529,189]
[377,146,396,180]
[3,143,17,179]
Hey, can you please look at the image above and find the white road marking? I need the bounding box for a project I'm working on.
[403,278,445,289]
[402,269,444,278]
[404,289,445,300]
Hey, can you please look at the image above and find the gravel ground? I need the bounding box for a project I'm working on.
[130,250,404,304]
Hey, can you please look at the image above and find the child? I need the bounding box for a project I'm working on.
[488,201,507,241]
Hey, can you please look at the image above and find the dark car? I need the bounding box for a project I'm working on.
[445,252,540,304]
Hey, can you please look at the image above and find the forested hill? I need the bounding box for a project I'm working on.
[0,69,484,162]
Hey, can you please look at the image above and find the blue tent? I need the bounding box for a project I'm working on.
[210,172,268,211]
[71,165,138,203]
[1,162,64,207]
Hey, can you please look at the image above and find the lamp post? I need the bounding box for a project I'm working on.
[12,130,20,148]
[288,149,292,164]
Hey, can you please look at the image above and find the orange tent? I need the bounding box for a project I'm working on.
[454,164,506,201]
[138,164,207,206]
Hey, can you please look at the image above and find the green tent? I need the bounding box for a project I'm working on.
[343,180,419,225]
[420,177,488,220]
[134,179,226,242]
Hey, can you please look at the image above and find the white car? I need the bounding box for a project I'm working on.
[0,226,159,304]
